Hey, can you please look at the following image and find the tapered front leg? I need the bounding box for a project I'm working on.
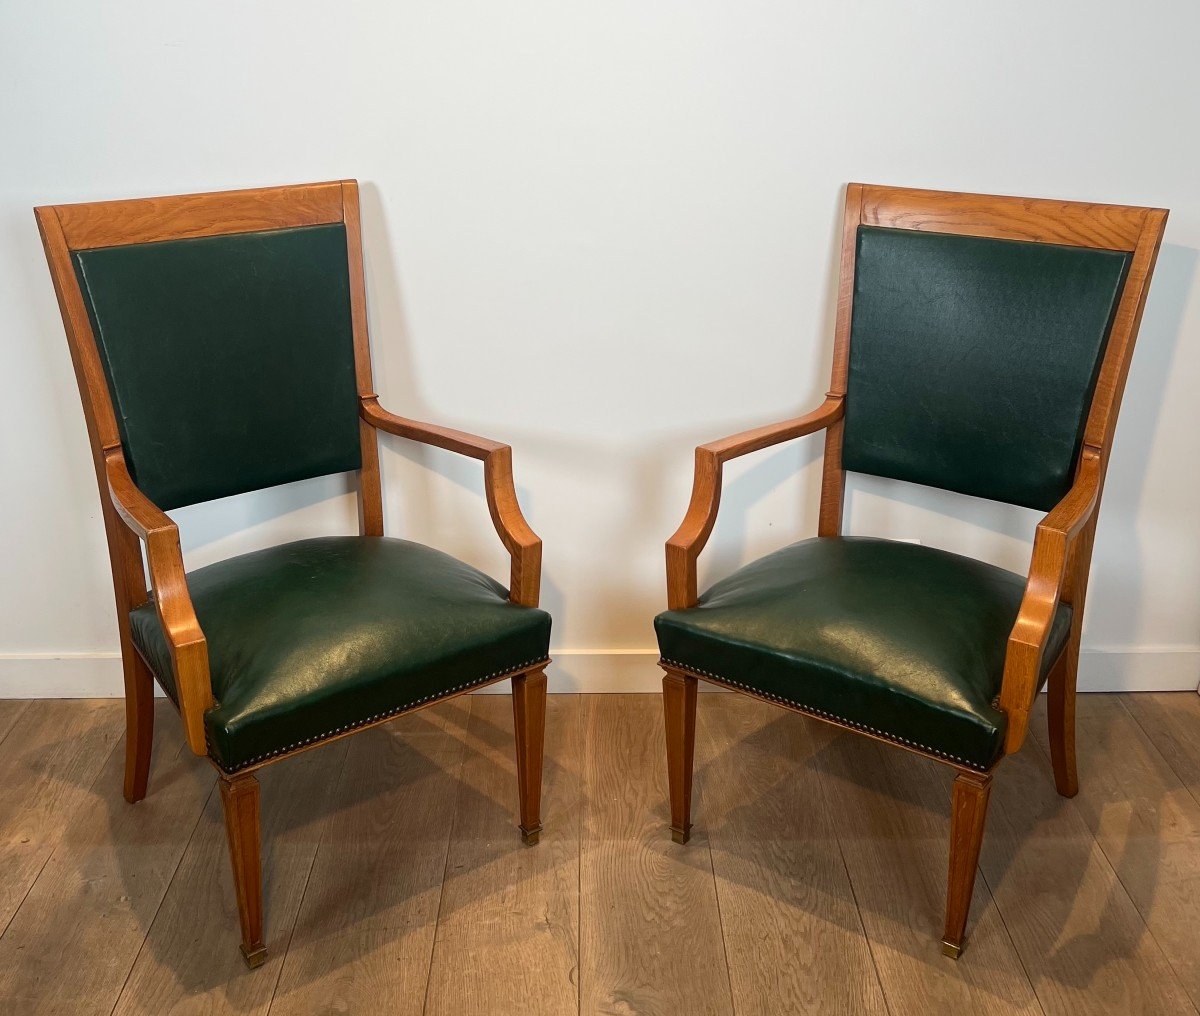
[662,669,698,845]
[220,773,266,968]
[942,770,993,958]
[512,667,548,845]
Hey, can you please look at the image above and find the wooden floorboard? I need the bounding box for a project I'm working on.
[0,692,1197,1015]
[424,694,583,1016]
[0,700,30,750]
[0,699,124,933]
[112,737,353,1016]
[816,727,1043,1016]
[0,701,212,1016]
[578,693,735,1016]
[1124,693,1200,805]
[265,700,473,1016]
[698,695,889,1016]
[982,711,1198,1016]
[1029,695,1200,1012]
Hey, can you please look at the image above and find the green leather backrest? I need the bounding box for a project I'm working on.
[842,226,1130,511]
[73,224,362,509]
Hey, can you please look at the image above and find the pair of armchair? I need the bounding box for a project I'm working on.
[36,181,1166,966]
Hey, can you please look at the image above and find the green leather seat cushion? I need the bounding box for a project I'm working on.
[655,537,1071,769]
[131,537,551,772]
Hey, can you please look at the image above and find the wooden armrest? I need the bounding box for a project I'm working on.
[665,397,844,609]
[361,396,543,606]
[105,452,213,755]
[998,447,1102,754]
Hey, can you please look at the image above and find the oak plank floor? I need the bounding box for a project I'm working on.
[1125,694,1200,804]
[266,700,473,1016]
[698,694,889,1016]
[579,693,734,1016]
[424,694,583,1016]
[981,716,1197,1016]
[1028,695,1200,1012]
[0,699,123,932]
[817,728,1043,1016]
[0,701,211,1015]
[0,692,1197,1016]
[112,737,353,1016]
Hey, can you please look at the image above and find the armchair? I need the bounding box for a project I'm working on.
[655,184,1166,957]
[36,181,551,966]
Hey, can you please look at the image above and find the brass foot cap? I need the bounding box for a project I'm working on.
[240,942,268,969]
[671,825,692,845]
[941,939,963,960]
[520,824,542,846]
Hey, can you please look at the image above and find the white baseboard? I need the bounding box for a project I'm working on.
[0,647,1196,698]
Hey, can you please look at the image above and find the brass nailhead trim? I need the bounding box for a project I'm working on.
[660,658,992,772]
[211,656,550,773]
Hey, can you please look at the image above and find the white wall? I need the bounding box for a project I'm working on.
[2,0,1197,695]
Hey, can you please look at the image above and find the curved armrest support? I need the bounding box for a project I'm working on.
[665,397,844,609]
[361,397,543,606]
[998,447,1102,755]
[105,452,212,755]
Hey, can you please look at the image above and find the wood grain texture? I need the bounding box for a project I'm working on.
[342,180,385,538]
[818,732,1041,1016]
[219,773,266,966]
[1083,208,1170,452]
[0,702,211,1015]
[424,694,582,1016]
[698,695,888,1016]
[511,667,548,841]
[943,771,993,956]
[0,695,1198,1013]
[859,184,1151,250]
[1124,693,1200,804]
[579,694,735,1016]
[0,700,123,931]
[1032,695,1200,1010]
[1000,447,1101,754]
[107,451,212,754]
[267,701,471,1016]
[981,730,1198,1016]
[112,740,352,1016]
[662,669,698,842]
[0,700,30,750]
[48,181,345,249]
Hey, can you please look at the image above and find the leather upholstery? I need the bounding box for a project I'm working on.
[73,224,362,510]
[130,537,551,772]
[842,226,1130,511]
[655,537,1072,769]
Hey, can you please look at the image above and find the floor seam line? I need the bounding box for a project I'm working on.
[975,861,1050,1016]
[813,731,895,1016]
[109,762,217,1016]
[694,708,738,1016]
[420,696,474,1016]
[265,739,356,1016]
[1056,700,1200,1015]
[1119,695,1200,810]
[0,703,124,943]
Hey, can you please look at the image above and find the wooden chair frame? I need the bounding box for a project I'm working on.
[661,183,1167,957]
[35,181,548,967]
